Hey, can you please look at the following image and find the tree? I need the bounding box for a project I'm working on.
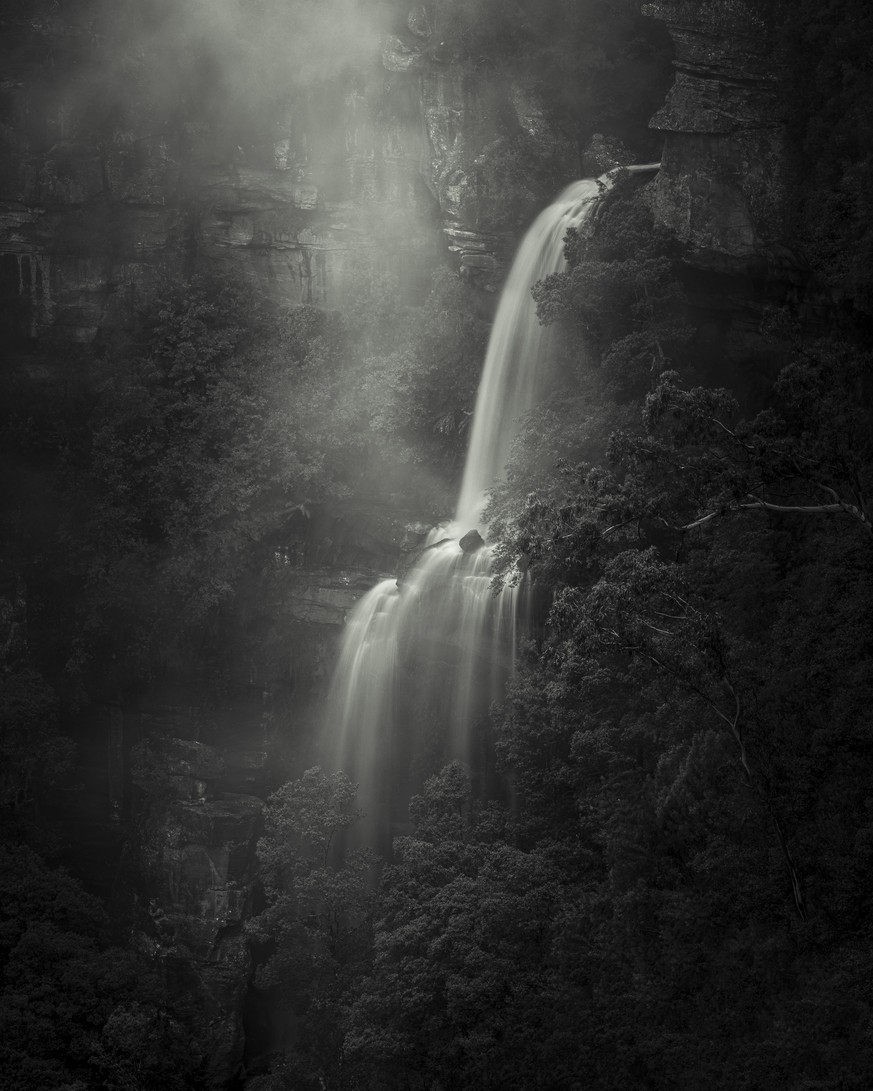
[481,230,873,1084]
[58,276,389,688]
[532,179,692,400]
[344,763,565,1090]
[611,343,872,540]
[0,845,198,1091]
[350,267,489,484]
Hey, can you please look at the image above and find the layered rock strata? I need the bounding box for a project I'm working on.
[643,0,791,271]
[0,3,440,344]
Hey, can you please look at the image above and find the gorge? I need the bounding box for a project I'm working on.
[3,2,873,1089]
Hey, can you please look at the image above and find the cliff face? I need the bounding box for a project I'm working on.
[2,0,797,345]
[1,13,449,1081]
[643,0,790,273]
[0,1,589,345]
[0,4,182,344]
[639,0,808,392]
[417,58,577,289]
[89,501,430,1086]
[0,2,441,345]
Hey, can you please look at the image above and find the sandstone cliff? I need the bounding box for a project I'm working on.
[644,0,791,274]
[0,1,440,344]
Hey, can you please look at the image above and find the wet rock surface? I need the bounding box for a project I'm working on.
[582,133,638,175]
[459,528,485,553]
[419,64,576,291]
[283,568,379,627]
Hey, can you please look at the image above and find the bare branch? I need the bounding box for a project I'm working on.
[709,416,753,451]
[742,494,871,534]
[641,621,673,636]
[812,481,841,504]
[600,516,638,538]
[680,511,719,531]
[678,495,871,537]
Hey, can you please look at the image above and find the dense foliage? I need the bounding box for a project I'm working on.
[0,845,200,1091]
[0,658,201,1088]
[248,170,873,1087]
[4,1,873,1088]
[1,263,487,698]
[0,257,488,1088]
[246,768,375,1089]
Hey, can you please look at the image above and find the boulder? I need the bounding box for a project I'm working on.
[459,529,485,553]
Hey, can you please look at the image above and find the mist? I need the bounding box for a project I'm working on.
[21,2,873,1089]
[94,0,392,107]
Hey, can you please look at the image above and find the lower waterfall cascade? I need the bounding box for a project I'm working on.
[322,166,660,843]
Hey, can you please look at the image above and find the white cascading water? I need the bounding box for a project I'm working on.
[455,177,603,528]
[323,169,658,841]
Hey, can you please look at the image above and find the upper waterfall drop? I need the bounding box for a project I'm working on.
[455,178,604,529]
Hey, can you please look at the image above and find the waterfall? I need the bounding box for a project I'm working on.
[322,168,658,843]
[455,178,603,527]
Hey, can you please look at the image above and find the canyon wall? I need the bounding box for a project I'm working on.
[1,1,801,1085]
[0,2,440,345]
[0,1,583,346]
[644,0,790,272]
[1,1,798,341]
[642,0,809,393]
